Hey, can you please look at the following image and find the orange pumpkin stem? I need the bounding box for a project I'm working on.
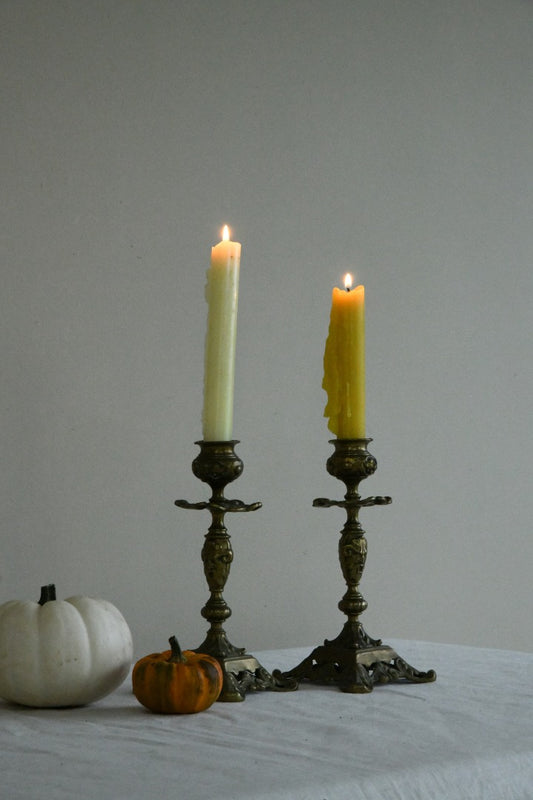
[168,635,186,663]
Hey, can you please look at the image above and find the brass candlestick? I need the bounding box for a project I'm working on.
[175,440,293,701]
[274,439,436,693]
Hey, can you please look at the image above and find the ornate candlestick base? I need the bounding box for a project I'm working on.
[176,440,294,701]
[274,439,436,694]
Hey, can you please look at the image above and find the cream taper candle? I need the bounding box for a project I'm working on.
[202,225,241,441]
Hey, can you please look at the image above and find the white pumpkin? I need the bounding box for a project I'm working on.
[0,584,133,707]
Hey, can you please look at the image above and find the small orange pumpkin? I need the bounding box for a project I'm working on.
[132,636,223,713]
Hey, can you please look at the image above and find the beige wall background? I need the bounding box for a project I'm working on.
[2,0,532,657]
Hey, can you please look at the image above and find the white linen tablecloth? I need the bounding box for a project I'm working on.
[1,639,532,799]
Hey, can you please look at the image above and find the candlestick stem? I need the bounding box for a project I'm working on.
[274,439,436,693]
[176,440,294,701]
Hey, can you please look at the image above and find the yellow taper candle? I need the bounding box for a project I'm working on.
[323,273,365,439]
[202,225,241,441]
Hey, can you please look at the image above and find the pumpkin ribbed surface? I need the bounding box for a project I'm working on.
[132,640,223,714]
[0,584,133,708]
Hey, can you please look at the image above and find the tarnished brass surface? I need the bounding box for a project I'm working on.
[274,622,436,694]
[274,438,436,693]
[196,642,295,702]
[175,440,295,701]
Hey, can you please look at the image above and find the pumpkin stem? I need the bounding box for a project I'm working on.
[38,584,57,605]
[168,635,186,663]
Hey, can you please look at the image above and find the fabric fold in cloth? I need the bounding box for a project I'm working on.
[1,640,532,799]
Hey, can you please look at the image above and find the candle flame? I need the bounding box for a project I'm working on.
[222,225,230,242]
[344,273,353,291]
